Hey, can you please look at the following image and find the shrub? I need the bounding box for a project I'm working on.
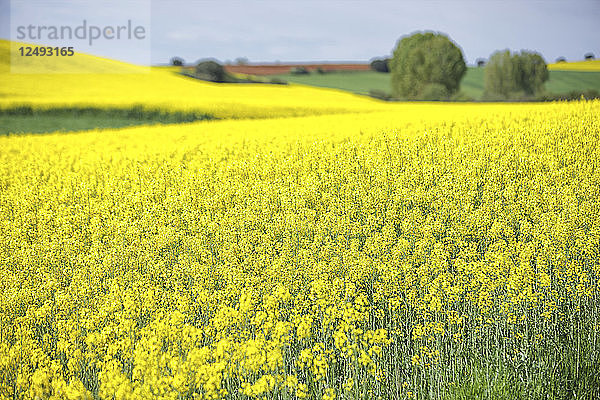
[539,89,600,101]
[370,58,390,73]
[477,59,486,67]
[195,60,228,82]
[556,57,567,63]
[269,77,288,85]
[585,53,595,60]
[390,32,466,99]
[290,67,310,75]
[484,50,548,99]
[170,57,184,66]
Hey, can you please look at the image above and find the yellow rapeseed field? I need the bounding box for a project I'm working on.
[548,59,600,71]
[0,40,388,119]
[1,41,599,399]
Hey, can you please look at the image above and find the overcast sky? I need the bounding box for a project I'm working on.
[1,0,599,65]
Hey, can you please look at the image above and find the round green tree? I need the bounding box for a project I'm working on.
[390,32,467,100]
[484,50,548,99]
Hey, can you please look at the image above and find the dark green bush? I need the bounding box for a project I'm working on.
[269,77,288,85]
[290,67,310,75]
[370,58,390,73]
[170,57,184,66]
[538,89,600,101]
[195,60,228,82]
[368,89,393,101]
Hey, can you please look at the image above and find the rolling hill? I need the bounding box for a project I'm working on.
[272,64,600,99]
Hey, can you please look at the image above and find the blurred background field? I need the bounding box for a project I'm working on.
[268,67,600,99]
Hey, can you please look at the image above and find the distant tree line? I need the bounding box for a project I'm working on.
[555,53,595,63]
[382,31,598,101]
[181,59,287,85]
[169,40,596,102]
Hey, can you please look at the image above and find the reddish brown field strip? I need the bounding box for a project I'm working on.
[224,63,370,75]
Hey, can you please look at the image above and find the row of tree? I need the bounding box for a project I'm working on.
[556,53,595,63]
[372,52,595,73]
[173,32,593,101]
[377,32,554,100]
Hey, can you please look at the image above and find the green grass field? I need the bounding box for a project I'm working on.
[272,71,391,95]
[273,67,600,99]
[0,107,213,135]
[0,114,168,135]
[545,70,600,94]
